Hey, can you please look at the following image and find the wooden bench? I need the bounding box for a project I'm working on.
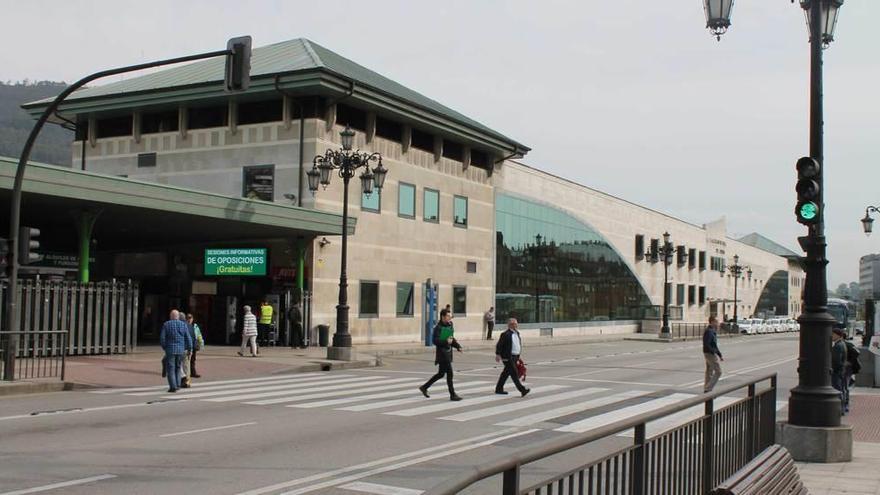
[711,444,808,495]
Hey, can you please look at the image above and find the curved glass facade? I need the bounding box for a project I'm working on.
[755,270,789,317]
[495,194,651,324]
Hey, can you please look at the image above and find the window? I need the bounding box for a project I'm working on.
[453,196,468,228]
[359,281,379,317]
[688,248,697,269]
[423,188,439,222]
[466,261,477,273]
[710,256,726,272]
[376,116,402,142]
[396,282,414,317]
[411,128,433,151]
[649,239,660,263]
[336,103,367,131]
[453,286,467,315]
[677,245,686,266]
[142,110,179,134]
[95,115,133,138]
[242,165,275,201]
[189,105,228,129]
[699,286,707,305]
[666,283,673,305]
[238,99,283,125]
[442,140,464,161]
[362,189,380,213]
[635,235,645,260]
[398,182,415,218]
[688,285,696,306]
[699,251,707,271]
[137,152,157,168]
[676,284,686,306]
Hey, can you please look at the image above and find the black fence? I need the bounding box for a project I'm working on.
[0,330,68,381]
[426,374,778,495]
[670,323,739,340]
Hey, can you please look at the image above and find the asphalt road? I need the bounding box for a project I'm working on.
[0,333,799,495]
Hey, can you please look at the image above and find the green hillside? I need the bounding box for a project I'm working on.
[0,80,73,166]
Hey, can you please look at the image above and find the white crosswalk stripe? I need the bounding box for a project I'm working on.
[555,393,696,433]
[494,390,646,427]
[616,396,739,438]
[336,382,493,412]
[207,377,417,403]
[385,385,570,417]
[283,381,491,408]
[129,374,354,397]
[89,373,326,394]
[438,388,607,422]
[166,375,392,401]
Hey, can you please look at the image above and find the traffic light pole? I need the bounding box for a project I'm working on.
[3,48,232,380]
[787,0,841,426]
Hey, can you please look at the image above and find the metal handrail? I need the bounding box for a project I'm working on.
[425,372,777,495]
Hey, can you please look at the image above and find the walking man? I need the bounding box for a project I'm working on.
[484,307,496,340]
[495,318,530,397]
[159,309,192,393]
[703,316,724,393]
[831,328,848,415]
[239,305,259,357]
[419,309,463,401]
[258,299,274,345]
[288,299,304,348]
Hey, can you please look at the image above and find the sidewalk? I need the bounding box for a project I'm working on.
[796,390,880,494]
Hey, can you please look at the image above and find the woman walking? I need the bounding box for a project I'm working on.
[238,305,259,357]
[419,309,462,401]
[187,313,204,378]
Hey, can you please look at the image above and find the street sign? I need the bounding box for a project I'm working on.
[204,248,267,276]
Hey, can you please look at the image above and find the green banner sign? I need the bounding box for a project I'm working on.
[205,248,267,276]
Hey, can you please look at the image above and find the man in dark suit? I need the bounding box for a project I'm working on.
[495,318,530,397]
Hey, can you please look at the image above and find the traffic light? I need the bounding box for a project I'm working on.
[18,227,42,265]
[795,156,821,225]
[224,36,252,92]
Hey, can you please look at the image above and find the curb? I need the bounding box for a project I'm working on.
[360,335,633,359]
[0,381,79,397]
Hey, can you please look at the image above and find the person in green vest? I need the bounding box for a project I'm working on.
[259,299,274,345]
[419,308,463,401]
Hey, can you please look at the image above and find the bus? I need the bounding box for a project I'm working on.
[827,297,857,331]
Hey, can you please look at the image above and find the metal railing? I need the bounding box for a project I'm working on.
[0,330,68,381]
[670,323,739,339]
[425,374,777,495]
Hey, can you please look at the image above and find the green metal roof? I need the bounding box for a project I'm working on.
[24,38,529,154]
[737,232,800,259]
[0,155,353,241]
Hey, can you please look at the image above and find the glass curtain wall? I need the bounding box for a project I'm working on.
[755,270,789,317]
[495,194,651,324]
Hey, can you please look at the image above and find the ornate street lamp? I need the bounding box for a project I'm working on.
[703,0,734,41]
[308,124,387,360]
[862,206,878,236]
[701,0,847,431]
[648,232,683,338]
[726,254,752,331]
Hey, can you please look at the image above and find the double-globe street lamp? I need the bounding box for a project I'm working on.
[704,0,845,427]
[307,125,387,360]
[725,255,752,329]
[861,206,878,236]
[647,232,682,338]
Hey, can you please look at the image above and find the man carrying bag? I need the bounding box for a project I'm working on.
[495,318,530,397]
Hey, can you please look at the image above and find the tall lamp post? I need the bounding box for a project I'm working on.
[704,0,848,449]
[648,232,681,339]
[861,206,878,235]
[307,125,387,361]
[725,255,752,331]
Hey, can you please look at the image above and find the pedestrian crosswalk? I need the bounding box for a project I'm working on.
[92,372,784,436]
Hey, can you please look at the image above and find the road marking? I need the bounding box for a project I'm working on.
[164,375,386,400]
[439,388,607,422]
[90,372,324,394]
[0,474,116,495]
[617,397,739,438]
[556,393,695,433]
[160,421,257,438]
[495,390,645,427]
[202,377,414,403]
[126,373,347,396]
[285,381,491,408]
[385,385,568,417]
[0,400,186,422]
[339,482,423,495]
[337,382,491,412]
[678,357,796,388]
[235,428,535,495]
[239,378,421,406]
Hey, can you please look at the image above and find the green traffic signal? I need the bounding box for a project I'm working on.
[798,202,819,221]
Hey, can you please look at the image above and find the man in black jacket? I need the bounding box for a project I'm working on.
[495,318,530,397]
[419,309,463,401]
[703,316,724,393]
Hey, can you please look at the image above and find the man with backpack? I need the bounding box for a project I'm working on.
[831,328,849,415]
[844,334,861,414]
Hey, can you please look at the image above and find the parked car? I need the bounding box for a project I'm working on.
[787,319,800,332]
[738,318,758,335]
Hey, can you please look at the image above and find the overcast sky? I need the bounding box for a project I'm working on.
[3,0,877,287]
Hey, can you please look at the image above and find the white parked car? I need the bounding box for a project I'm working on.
[752,318,768,334]
[738,318,758,335]
[787,319,800,332]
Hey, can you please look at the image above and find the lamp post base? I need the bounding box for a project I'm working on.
[775,421,852,463]
[327,346,355,362]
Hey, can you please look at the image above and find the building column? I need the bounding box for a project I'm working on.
[365,112,376,145]
[433,136,443,163]
[229,100,238,135]
[462,146,471,171]
[282,95,292,130]
[133,111,142,144]
[74,210,101,283]
[401,125,411,154]
[324,103,337,133]
[178,105,188,140]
